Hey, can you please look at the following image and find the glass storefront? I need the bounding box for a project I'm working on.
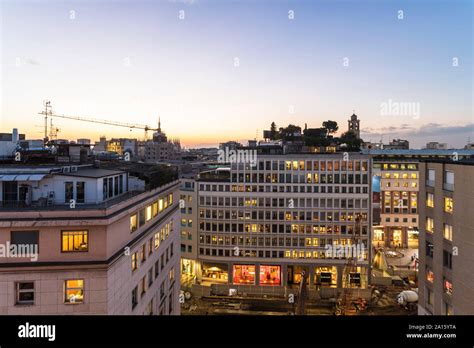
[202,263,228,283]
[233,265,256,284]
[287,266,309,285]
[407,229,419,249]
[259,265,281,286]
[342,266,367,288]
[373,228,384,247]
[315,266,337,287]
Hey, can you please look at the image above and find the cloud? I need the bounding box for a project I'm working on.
[361,123,474,138]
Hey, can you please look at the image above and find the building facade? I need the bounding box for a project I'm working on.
[0,165,180,315]
[418,160,474,315]
[183,153,372,290]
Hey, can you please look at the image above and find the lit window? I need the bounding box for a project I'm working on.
[444,279,453,295]
[146,205,152,221]
[426,270,434,283]
[154,232,160,249]
[61,230,88,252]
[426,193,434,208]
[444,224,453,241]
[64,279,84,304]
[259,265,281,285]
[426,218,434,233]
[130,214,138,232]
[444,197,453,213]
[132,252,138,271]
[233,265,256,284]
[159,199,164,212]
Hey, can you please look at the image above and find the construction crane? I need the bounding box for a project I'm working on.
[39,101,159,142]
[335,213,366,315]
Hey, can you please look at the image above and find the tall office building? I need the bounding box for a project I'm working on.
[182,152,372,290]
[0,165,180,315]
[418,159,474,315]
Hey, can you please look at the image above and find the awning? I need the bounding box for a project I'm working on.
[28,174,46,181]
[0,175,17,181]
[14,174,30,181]
[0,174,47,181]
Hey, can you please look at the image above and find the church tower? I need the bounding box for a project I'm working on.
[348,112,360,139]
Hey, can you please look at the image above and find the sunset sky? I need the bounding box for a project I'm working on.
[1,0,472,148]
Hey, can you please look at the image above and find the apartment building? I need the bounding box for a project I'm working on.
[179,177,198,286]
[372,159,419,249]
[418,159,474,315]
[184,153,372,290]
[368,149,474,250]
[0,165,180,315]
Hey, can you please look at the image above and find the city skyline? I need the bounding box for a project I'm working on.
[1,0,472,148]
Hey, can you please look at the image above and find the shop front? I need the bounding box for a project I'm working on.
[342,266,368,289]
[233,264,256,284]
[388,229,403,248]
[202,263,228,284]
[287,265,309,285]
[180,258,196,285]
[314,266,337,288]
[259,265,281,286]
[373,227,385,248]
[407,229,419,249]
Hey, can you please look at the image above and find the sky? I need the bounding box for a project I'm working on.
[0,0,472,148]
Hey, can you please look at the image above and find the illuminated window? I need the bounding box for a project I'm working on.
[426,193,434,208]
[443,224,453,241]
[152,201,158,217]
[64,279,84,304]
[259,265,281,285]
[168,193,173,205]
[62,230,88,252]
[132,252,138,271]
[130,214,138,233]
[233,265,255,284]
[292,161,298,170]
[426,269,434,283]
[285,161,291,170]
[411,173,417,179]
[146,205,152,221]
[159,199,164,212]
[444,197,453,213]
[444,279,453,295]
[384,173,391,179]
[426,218,434,233]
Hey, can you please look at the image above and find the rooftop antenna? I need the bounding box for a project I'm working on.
[42,100,52,143]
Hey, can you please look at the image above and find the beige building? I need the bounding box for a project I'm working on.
[373,160,419,249]
[418,159,474,315]
[183,153,372,290]
[0,165,180,315]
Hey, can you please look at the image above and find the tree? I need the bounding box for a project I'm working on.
[322,120,339,135]
[280,124,301,141]
[339,131,363,151]
[270,122,277,140]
